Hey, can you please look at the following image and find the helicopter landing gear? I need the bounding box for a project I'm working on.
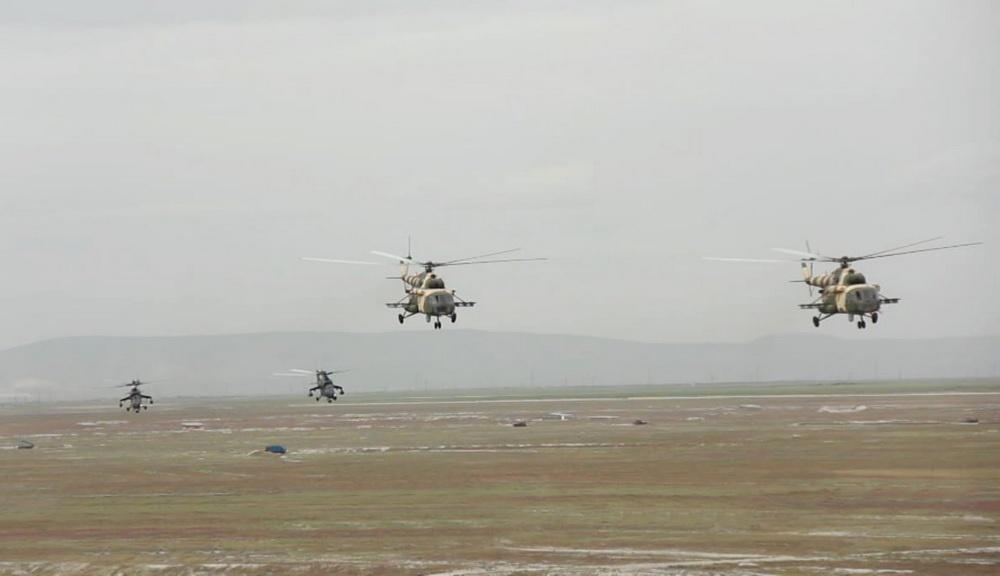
[327,397,333,403]
[450,313,457,323]
[315,396,320,402]
[398,314,405,324]
[433,320,442,329]
[871,312,879,324]
[812,313,832,327]
[857,320,867,329]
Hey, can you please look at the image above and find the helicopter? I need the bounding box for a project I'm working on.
[116,379,153,412]
[274,369,348,402]
[304,243,545,329]
[706,237,981,329]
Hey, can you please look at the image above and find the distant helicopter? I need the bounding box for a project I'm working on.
[706,237,981,329]
[116,379,153,412]
[274,369,348,402]
[304,242,545,329]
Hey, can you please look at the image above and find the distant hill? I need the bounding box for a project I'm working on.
[1,331,998,400]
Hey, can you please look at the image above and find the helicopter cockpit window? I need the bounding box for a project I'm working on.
[844,272,866,285]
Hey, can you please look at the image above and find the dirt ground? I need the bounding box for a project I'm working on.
[2,382,999,575]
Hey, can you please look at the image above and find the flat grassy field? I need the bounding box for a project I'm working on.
[2,381,999,575]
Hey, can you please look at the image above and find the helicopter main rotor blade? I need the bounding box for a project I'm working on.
[272,372,307,377]
[857,236,944,259]
[301,257,381,265]
[435,257,547,267]
[440,248,523,265]
[771,248,831,261]
[703,256,791,264]
[852,241,982,262]
[288,368,316,374]
[370,250,413,263]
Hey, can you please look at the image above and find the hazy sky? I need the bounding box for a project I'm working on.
[1,1,998,350]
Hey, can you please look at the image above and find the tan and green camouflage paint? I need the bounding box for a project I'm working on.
[802,263,881,315]
[399,268,456,317]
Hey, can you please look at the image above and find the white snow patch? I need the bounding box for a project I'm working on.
[833,570,913,575]
[819,405,868,414]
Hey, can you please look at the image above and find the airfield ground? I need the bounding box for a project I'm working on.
[1,380,999,575]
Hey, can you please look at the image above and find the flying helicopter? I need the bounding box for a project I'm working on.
[303,243,545,329]
[706,237,981,329]
[116,379,153,412]
[274,369,348,402]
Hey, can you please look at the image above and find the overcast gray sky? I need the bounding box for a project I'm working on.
[1,0,997,350]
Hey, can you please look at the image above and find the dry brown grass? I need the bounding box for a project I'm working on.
[1,384,999,575]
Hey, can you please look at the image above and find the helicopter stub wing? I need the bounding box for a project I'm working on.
[386,301,475,307]
[880,297,900,304]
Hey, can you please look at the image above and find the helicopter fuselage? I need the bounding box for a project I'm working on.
[805,266,881,313]
[389,268,474,329]
[307,373,345,402]
[119,388,152,412]
[401,289,456,318]
[812,283,882,315]
[801,264,897,328]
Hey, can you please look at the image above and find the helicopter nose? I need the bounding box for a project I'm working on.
[433,293,455,315]
[861,287,880,311]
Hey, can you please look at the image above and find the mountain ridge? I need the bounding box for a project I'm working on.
[2,330,997,400]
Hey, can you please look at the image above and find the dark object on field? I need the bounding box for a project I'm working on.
[633,419,648,426]
[963,417,979,424]
[512,421,527,427]
[16,439,34,449]
[264,445,287,454]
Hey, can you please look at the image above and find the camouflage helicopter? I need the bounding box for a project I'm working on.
[116,379,154,412]
[706,238,981,329]
[274,369,348,402]
[304,243,545,329]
